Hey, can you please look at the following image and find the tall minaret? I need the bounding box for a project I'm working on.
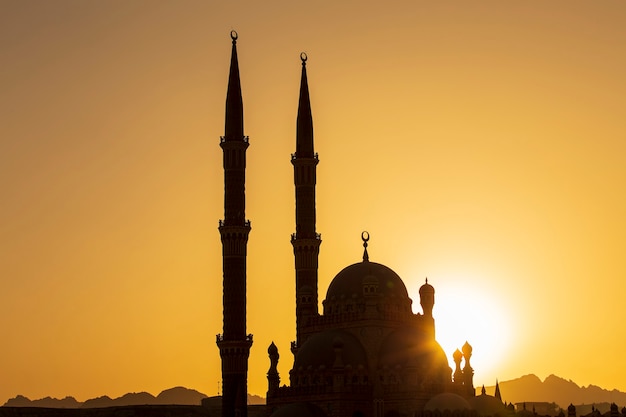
[216,31,252,417]
[291,52,321,350]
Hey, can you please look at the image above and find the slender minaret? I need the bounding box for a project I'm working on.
[216,30,252,417]
[291,52,321,350]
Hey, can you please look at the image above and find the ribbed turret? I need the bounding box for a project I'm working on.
[291,53,321,350]
[462,341,475,397]
[217,31,252,417]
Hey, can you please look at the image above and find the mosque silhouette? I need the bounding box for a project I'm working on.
[216,31,502,417]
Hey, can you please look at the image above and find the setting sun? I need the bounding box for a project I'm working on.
[425,280,514,384]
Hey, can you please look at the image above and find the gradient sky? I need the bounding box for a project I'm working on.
[1,0,625,405]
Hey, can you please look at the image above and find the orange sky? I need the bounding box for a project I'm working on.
[1,0,626,405]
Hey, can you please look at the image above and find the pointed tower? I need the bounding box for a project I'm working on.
[494,379,502,402]
[291,52,321,350]
[216,31,253,417]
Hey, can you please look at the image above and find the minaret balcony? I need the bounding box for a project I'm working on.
[291,152,318,161]
[216,333,254,344]
[220,135,249,143]
[219,219,251,227]
[291,232,321,242]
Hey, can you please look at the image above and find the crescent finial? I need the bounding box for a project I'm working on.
[361,231,370,262]
[300,52,308,64]
[230,30,238,42]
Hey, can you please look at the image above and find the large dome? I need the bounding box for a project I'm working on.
[294,329,368,371]
[325,261,411,303]
[378,327,451,379]
[424,392,471,412]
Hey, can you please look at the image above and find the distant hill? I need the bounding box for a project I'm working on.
[156,387,209,405]
[3,387,215,408]
[483,374,626,410]
[3,395,83,408]
[248,394,265,405]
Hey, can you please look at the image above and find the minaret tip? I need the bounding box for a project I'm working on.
[295,51,314,158]
[224,29,244,142]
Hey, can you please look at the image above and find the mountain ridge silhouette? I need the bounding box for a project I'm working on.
[483,374,626,410]
[4,376,624,409]
[3,387,221,408]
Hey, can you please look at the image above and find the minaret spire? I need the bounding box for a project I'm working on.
[217,30,252,417]
[296,52,314,158]
[225,30,243,141]
[291,52,321,350]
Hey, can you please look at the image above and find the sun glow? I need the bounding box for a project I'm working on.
[413,280,513,386]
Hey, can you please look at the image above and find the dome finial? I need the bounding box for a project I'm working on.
[361,231,370,262]
[230,30,238,43]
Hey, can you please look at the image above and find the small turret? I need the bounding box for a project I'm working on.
[462,341,475,396]
[419,278,435,337]
[419,278,435,317]
[567,403,576,417]
[266,342,280,397]
[453,348,463,385]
